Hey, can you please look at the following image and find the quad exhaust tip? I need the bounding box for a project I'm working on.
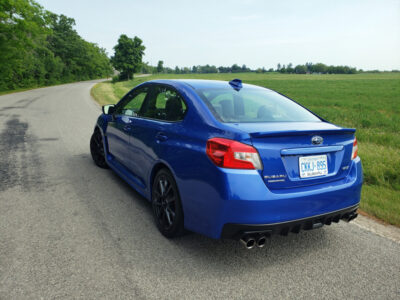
[240,236,256,249]
[240,235,267,249]
[256,236,267,248]
[343,212,358,222]
[238,210,358,249]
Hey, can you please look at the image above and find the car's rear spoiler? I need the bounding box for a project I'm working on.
[250,128,356,138]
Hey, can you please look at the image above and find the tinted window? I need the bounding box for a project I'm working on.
[196,88,321,123]
[115,87,148,117]
[142,86,187,121]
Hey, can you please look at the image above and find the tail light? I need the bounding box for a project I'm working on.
[351,137,358,160]
[206,138,262,170]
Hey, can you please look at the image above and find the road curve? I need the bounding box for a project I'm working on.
[0,81,399,299]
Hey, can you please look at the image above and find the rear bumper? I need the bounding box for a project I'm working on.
[221,204,358,239]
[179,156,362,239]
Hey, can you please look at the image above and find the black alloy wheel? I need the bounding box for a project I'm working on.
[90,129,109,169]
[152,169,184,238]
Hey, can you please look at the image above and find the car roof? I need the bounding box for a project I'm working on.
[145,79,272,91]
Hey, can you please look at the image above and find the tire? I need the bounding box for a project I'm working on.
[90,129,109,169]
[152,169,185,238]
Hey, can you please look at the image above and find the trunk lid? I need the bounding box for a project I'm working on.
[226,122,355,190]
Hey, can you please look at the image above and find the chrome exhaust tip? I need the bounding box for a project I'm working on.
[240,236,256,249]
[344,212,358,222]
[256,236,267,248]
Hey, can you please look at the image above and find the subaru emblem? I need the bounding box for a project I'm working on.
[311,136,323,145]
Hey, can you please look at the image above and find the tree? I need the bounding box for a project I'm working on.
[0,0,50,89]
[48,14,112,81]
[305,62,313,73]
[311,63,327,74]
[0,0,112,91]
[141,62,155,74]
[287,63,294,73]
[203,65,217,73]
[157,60,164,73]
[231,64,241,73]
[241,64,249,72]
[111,34,145,80]
[294,65,307,74]
[277,63,281,71]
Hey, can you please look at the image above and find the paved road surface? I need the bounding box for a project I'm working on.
[0,81,399,299]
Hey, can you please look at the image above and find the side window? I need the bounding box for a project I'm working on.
[142,86,187,121]
[115,87,148,117]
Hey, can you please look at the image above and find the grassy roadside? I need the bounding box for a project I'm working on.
[0,78,110,97]
[90,80,119,106]
[0,86,44,96]
[91,73,400,226]
[90,76,151,105]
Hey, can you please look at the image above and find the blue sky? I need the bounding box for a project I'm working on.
[37,0,400,70]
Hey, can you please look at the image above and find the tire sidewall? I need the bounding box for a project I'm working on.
[90,130,109,169]
[152,169,184,238]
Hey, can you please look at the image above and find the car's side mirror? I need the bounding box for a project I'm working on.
[102,104,115,115]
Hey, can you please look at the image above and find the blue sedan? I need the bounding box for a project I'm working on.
[90,79,363,249]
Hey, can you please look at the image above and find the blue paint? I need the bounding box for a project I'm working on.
[93,79,363,239]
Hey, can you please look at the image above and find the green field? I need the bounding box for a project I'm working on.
[91,73,400,226]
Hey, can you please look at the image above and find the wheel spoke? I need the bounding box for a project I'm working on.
[153,173,181,233]
[161,209,168,226]
[164,185,173,197]
[92,133,105,158]
[166,207,175,218]
[159,179,166,195]
[165,208,172,225]
[165,195,175,204]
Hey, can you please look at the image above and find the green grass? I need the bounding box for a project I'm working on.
[91,79,119,106]
[0,85,48,96]
[91,73,400,226]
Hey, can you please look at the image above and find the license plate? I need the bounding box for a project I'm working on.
[299,155,328,178]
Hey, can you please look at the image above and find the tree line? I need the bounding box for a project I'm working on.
[0,0,112,92]
[2,1,396,91]
[116,53,400,77]
[110,43,373,77]
[275,62,358,74]
[145,61,362,75]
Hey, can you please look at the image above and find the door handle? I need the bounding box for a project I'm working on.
[156,132,168,142]
[123,125,132,132]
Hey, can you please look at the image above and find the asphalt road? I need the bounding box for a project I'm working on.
[0,81,399,299]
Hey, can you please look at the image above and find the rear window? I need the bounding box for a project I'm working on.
[196,87,321,123]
